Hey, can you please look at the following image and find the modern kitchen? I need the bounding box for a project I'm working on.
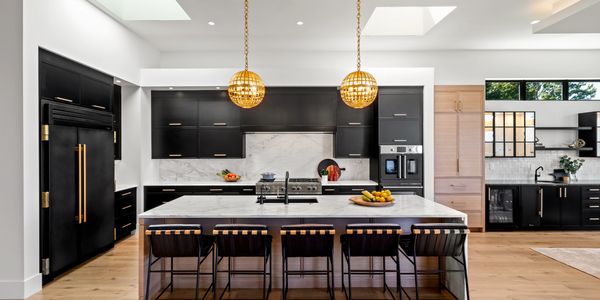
[2,0,600,300]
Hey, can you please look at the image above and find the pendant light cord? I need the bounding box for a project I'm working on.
[244,0,249,71]
[356,0,361,71]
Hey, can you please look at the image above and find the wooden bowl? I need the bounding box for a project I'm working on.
[223,175,241,182]
[349,196,393,207]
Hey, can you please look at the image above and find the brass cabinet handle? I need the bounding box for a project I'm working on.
[393,139,407,143]
[209,188,223,192]
[168,122,182,126]
[348,122,362,126]
[121,223,132,229]
[539,188,544,218]
[77,144,82,224]
[121,205,132,210]
[458,101,464,112]
[55,96,73,103]
[213,122,227,126]
[351,188,363,191]
[91,105,106,110]
[456,159,460,174]
[559,188,563,198]
[393,113,407,117]
[162,188,176,192]
[121,191,132,197]
[161,201,169,204]
[590,218,600,221]
[168,154,182,157]
[564,187,567,198]
[213,154,227,157]
[83,144,87,223]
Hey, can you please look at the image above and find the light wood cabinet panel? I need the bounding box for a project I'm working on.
[435,92,459,113]
[458,91,484,112]
[467,212,483,228]
[458,113,483,177]
[436,194,483,211]
[435,178,483,194]
[435,113,458,177]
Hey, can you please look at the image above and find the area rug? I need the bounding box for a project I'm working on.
[532,248,600,279]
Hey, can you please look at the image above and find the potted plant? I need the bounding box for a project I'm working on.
[559,155,584,181]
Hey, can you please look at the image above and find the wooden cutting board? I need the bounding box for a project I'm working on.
[349,196,394,207]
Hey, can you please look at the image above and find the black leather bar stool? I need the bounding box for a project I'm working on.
[398,223,470,300]
[280,224,336,300]
[340,223,402,300]
[144,224,215,300]
[212,224,272,300]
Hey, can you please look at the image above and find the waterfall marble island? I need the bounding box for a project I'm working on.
[138,194,468,299]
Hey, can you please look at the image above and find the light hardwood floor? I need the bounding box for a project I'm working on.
[30,231,600,299]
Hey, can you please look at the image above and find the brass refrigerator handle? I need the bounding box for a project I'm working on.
[83,144,87,223]
[77,144,82,224]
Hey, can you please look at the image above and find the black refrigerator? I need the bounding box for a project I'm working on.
[40,102,114,281]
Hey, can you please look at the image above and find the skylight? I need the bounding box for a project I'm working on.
[92,0,190,21]
[362,6,456,36]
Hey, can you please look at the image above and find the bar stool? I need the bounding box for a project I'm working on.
[144,224,215,300]
[398,223,470,300]
[212,224,272,300]
[340,223,402,300]
[280,224,336,300]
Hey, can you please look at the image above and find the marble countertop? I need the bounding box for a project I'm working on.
[139,195,466,219]
[115,184,137,192]
[321,180,378,186]
[486,179,600,186]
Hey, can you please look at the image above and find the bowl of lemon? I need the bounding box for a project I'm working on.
[350,190,395,207]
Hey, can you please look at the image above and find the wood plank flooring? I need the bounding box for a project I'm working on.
[29,231,600,299]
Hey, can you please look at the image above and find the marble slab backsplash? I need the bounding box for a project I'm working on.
[158,133,370,182]
[486,150,600,180]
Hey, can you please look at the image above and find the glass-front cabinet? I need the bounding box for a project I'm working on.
[485,111,536,157]
[486,185,519,230]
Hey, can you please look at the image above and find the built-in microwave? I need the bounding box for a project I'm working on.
[379,145,423,188]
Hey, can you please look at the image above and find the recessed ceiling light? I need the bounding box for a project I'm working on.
[296,21,304,26]
[208,21,216,26]
[168,87,174,90]
[531,20,540,25]
[115,79,121,83]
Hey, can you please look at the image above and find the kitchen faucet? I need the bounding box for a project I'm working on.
[535,166,544,183]
[284,171,289,205]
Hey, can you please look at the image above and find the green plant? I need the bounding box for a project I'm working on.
[559,155,584,174]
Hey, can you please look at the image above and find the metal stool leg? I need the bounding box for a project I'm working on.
[195,252,201,300]
[347,252,352,300]
[413,255,419,300]
[227,257,232,292]
[382,256,387,292]
[340,249,346,295]
[396,254,402,300]
[145,247,153,300]
[171,257,174,293]
[463,252,470,300]
[330,255,335,300]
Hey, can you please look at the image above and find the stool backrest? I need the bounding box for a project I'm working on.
[344,223,402,257]
[410,223,469,257]
[213,224,270,257]
[145,224,204,258]
[281,224,335,257]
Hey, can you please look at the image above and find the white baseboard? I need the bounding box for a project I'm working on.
[0,273,42,299]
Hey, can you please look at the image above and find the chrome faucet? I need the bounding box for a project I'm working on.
[284,171,289,205]
[535,166,544,183]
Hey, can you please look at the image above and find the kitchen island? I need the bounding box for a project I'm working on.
[139,195,467,299]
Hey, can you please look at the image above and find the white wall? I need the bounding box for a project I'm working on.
[0,1,27,298]
[8,0,160,298]
[158,50,600,85]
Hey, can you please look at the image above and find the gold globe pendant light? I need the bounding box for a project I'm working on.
[340,0,378,109]
[228,0,265,109]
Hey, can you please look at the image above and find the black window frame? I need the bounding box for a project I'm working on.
[485,80,600,101]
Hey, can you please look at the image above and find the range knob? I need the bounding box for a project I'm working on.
[262,186,271,191]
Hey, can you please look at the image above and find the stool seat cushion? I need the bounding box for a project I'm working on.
[147,224,214,258]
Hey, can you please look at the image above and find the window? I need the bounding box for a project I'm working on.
[485,111,536,158]
[486,80,600,101]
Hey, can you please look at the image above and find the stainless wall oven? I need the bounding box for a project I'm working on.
[378,145,423,195]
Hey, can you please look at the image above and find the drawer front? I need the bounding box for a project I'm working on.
[436,194,482,211]
[583,212,600,226]
[582,186,600,198]
[115,214,136,240]
[199,186,255,195]
[467,212,483,228]
[115,195,135,217]
[322,186,377,195]
[145,186,206,193]
[145,192,186,211]
[435,178,482,194]
[583,200,600,211]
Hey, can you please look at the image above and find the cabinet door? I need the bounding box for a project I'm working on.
[486,185,517,229]
[335,126,373,158]
[40,62,81,104]
[379,118,421,145]
[458,91,483,113]
[561,186,581,228]
[152,92,198,126]
[541,186,561,228]
[435,113,458,176]
[337,99,375,126]
[378,87,423,119]
[458,113,483,177]
[152,128,198,158]
[198,127,244,158]
[145,192,184,211]
[197,91,241,126]
[81,76,113,111]
[435,91,458,113]
[519,186,542,228]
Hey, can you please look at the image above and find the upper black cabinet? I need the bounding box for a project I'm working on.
[334,126,373,158]
[378,87,423,119]
[242,87,337,131]
[198,127,245,158]
[39,49,114,112]
[197,91,241,126]
[152,91,198,127]
[336,97,375,126]
[378,118,422,145]
[113,85,122,160]
[151,128,198,158]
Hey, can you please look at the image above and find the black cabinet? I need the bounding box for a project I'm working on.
[241,87,337,131]
[336,99,375,126]
[378,118,422,145]
[144,185,256,211]
[197,91,241,126]
[578,112,599,157]
[322,185,377,195]
[198,127,245,158]
[152,91,198,126]
[334,126,373,158]
[114,188,136,241]
[377,87,423,145]
[113,85,121,160]
[486,185,519,230]
[519,186,542,228]
[582,186,600,227]
[151,128,198,158]
[81,76,113,111]
[40,62,81,104]
[539,186,581,228]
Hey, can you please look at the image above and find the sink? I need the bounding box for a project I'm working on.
[256,197,319,204]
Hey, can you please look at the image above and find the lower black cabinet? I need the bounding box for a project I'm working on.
[519,186,542,228]
[539,186,581,228]
[335,126,373,158]
[144,185,256,211]
[114,187,137,241]
[198,127,245,158]
[322,185,377,195]
[152,128,198,158]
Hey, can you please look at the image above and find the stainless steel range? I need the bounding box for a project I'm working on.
[256,178,322,195]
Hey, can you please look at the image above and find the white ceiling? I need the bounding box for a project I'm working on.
[90,0,600,52]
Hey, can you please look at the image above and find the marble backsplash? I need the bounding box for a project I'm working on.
[158,133,371,182]
[486,150,600,181]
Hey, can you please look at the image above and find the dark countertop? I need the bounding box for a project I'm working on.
[486,179,600,186]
